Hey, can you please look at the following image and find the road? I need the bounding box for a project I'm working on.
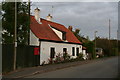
[25,57,118,78]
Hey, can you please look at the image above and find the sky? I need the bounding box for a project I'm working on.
[31,2,118,40]
[0,0,119,40]
[0,0,119,2]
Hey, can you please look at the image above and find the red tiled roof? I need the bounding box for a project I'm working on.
[30,16,82,44]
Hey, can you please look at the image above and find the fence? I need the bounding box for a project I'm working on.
[2,44,40,73]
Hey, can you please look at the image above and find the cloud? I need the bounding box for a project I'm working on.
[25,0,119,2]
[31,2,118,40]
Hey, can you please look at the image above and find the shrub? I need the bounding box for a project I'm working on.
[63,52,71,62]
[48,58,54,64]
[76,53,84,60]
[54,53,64,63]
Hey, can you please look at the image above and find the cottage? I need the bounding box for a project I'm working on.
[30,8,82,65]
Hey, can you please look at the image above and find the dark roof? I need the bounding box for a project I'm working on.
[30,16,82,44]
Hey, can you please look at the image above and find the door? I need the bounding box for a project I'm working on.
[50,47,55,58]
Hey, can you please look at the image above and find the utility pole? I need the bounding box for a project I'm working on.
[109,19,111,56]
[13,0,17,70]
[51,5,54,21]
[94,31,98,58]
[28,0,30,45]
[117,30,119,55]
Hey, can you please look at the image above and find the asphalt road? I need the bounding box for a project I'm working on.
[25,57,119,78]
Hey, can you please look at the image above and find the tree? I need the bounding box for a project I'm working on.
[72,28,95,59]
[83,41,95,59]
[2,2,29,44]
[95,38,120,56]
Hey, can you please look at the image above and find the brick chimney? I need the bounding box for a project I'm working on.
[68,26,73,31]
[46,14,52,21]
[34,7,41,23]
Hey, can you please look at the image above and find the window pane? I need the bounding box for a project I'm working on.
[63,48,67,53]
[62,32,66,40]
[50,47,55,58]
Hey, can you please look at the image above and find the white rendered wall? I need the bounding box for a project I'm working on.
[40,41,82,65]
[30,30,39,46]
[51,27,63,40]
[82,50,87,60]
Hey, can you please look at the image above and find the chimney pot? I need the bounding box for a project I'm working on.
[34,7,41,23]
[68,26,73,31]
[46,14,52,21]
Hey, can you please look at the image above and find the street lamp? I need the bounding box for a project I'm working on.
[94,31,98,58]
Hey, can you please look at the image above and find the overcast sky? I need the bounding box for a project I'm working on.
[0,0,119,40]
[31,2,118,40]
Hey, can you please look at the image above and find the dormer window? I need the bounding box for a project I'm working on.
[62,32,66,40]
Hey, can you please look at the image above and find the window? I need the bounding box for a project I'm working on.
[63,48,67,53]
[50,47,55,58]
[63,48,67,59]
[76,48,79,56]
[72,47,75,56]
[62,32,66,40]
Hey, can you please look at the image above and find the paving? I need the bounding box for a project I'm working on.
[26,57,118,78]
[2,56,117,78]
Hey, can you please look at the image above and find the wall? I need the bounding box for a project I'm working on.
[40,41,82,65]
[51,27,63,40]
[2,44,39,73]
[30,30,39,46]
[82,50,87,60]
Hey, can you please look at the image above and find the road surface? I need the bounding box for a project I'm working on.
[25,57,118,78]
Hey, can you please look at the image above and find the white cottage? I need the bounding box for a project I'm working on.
[30,8,82,65]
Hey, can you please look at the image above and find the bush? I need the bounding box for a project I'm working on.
[54,53,64,63]
[76,53,84,60]
[48,58,54,64]
[63,52,71,62]
[48,52,85,65]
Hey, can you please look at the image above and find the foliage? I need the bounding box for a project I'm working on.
[72,28,95,59]
[48,58,53,64]
[54,53,64,63]
[76,53,84,60]
[95,38,120,56]
[63,52,71,61]
[48,52,86,64]
[83,41,95,59]
[2,2,29,44]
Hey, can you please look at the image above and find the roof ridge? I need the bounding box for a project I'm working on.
[41,18,65,27]
[31,15,65,28]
